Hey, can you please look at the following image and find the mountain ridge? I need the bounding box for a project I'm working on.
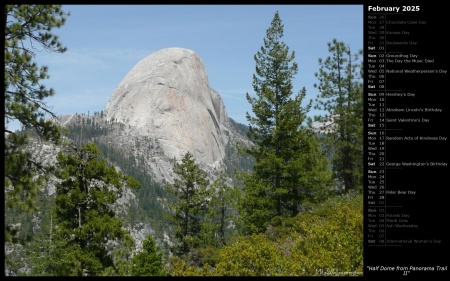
[54,48,253,186]
[95,47,250,184]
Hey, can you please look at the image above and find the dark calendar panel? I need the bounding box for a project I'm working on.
[364,2,448,278]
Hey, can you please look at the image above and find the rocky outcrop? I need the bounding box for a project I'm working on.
[102,48,239,183]
[4,48,254,275]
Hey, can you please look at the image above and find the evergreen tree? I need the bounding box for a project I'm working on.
[131,234,165,276]
[102,233,135,276]
[4,5,69,220]
[31,142,140,276]
[202,172,239,247]
[239,11,332,234]
[313,39,363,192]
[165,152,211,256]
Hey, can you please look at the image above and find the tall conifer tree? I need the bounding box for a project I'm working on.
[5,5,69,216]
[240,11,332,234]
[165,152,211,256]
[30,143,140,276]
[131,234,165,276]
[201,171,239,247]
[314,39,363,192]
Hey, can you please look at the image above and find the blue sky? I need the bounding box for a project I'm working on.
[8,4,363,131]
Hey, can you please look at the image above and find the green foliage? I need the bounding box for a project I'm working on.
[236,172,275,234]
[214,234,284,276]
[5,4,68,136]
[4,133,45,213]
[314,39,364,192]
[67,117,168,231]
[228,117,249,136]
[4,4,69,220]
[62,117,168,239]
[164,152,211,256]
[4,177,57,276]
[280,194,363,276]
[190,246,221,268]
[131,235,166,276]
[102,229,135,276]
[168,194,363,276]
[30,142,137,276]
[200,172,240,248]
[239,11,333,234]
[224,139,254,178]
[167,256,211,276]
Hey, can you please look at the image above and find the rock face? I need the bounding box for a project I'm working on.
[5,49,253,274]
[103,48,235,182]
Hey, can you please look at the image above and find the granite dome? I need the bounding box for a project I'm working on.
[103,48,232,178]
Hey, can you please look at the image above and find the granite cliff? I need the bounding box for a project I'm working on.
[61,48,252,184]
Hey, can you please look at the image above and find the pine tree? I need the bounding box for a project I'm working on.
[103,233,135,276]
[202,172,239,247]
[4,5,69,219]
[165,152,211,256]
[131,234,165,276]
[313,39,363,192]
[238,11,332,234]
[31,142,140,276]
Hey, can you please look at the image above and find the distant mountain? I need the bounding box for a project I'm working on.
[53,48,255,248]
[5,48,255,275]
[59,48,253,185]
